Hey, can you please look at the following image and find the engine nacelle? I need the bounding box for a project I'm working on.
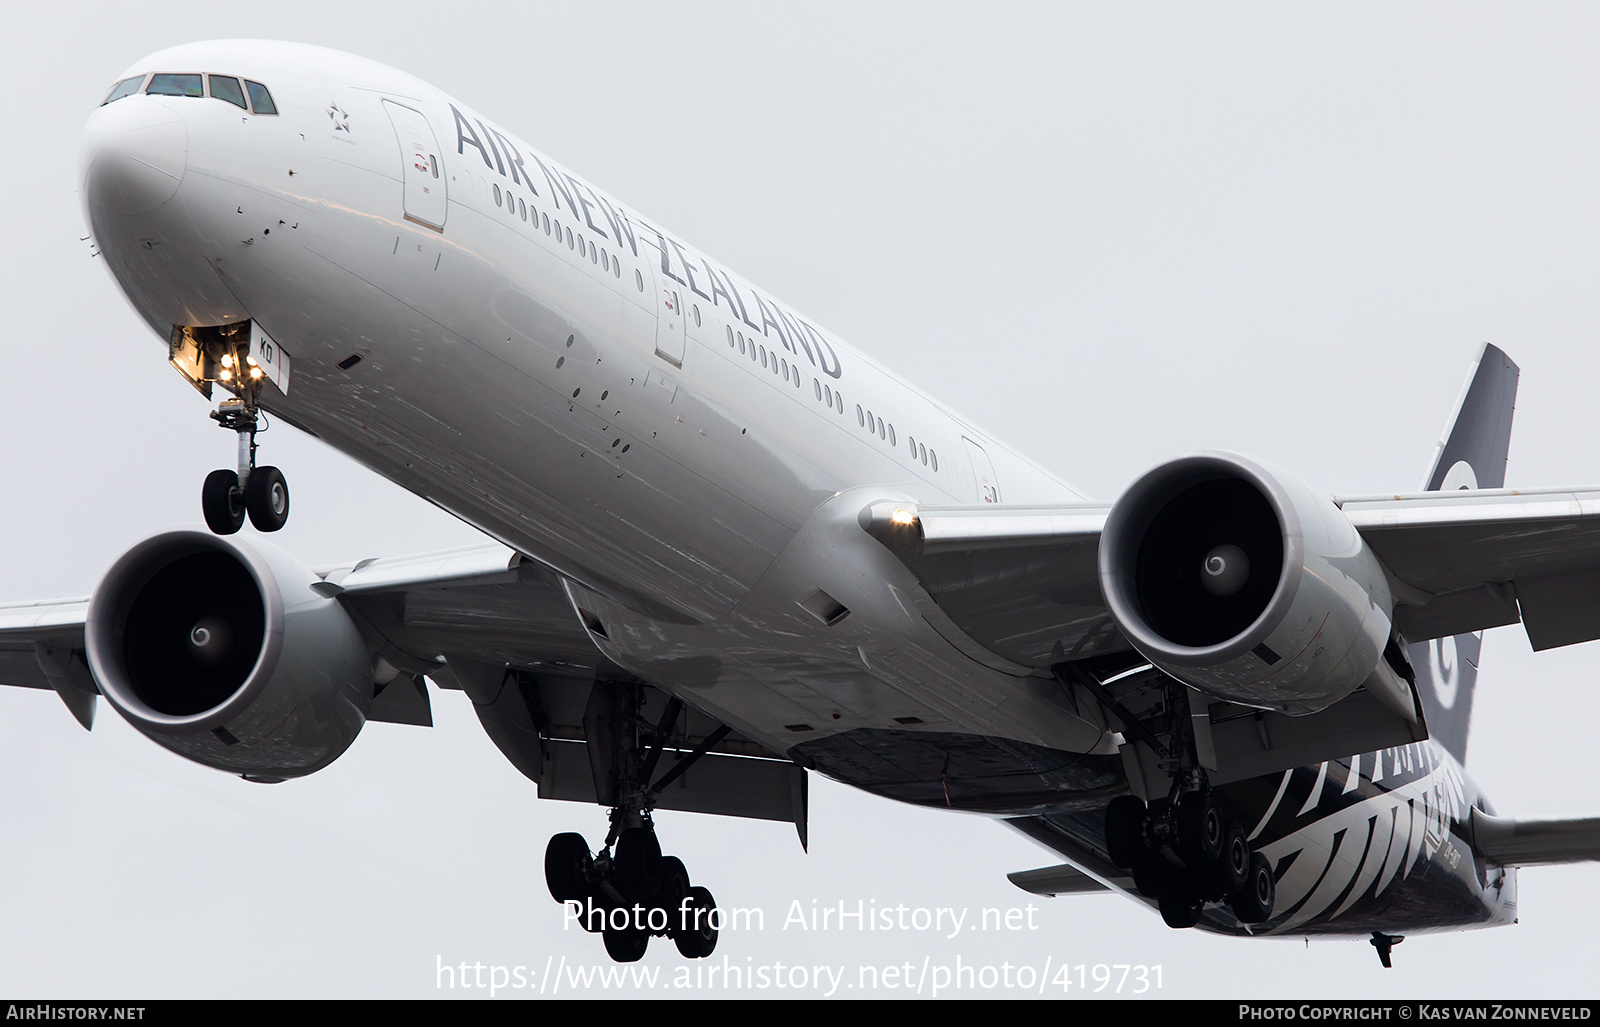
[85,529,375,780]
[1099,453,1394,715]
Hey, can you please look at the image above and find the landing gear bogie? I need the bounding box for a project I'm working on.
[1105,790,1275,930]
[544,824,721,962]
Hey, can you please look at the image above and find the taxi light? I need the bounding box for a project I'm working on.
[249,367,263,380]
[245,355,259,367]
[220,368,232,381]
[220,353,234,369]
[892,509,915,526]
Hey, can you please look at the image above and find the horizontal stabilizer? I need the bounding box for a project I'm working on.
[1471,808,1600,866]
[1006,863,1111,897]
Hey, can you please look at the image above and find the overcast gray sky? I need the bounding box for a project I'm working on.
[3,1,1600,999]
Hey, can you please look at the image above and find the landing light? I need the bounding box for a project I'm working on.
[249,367,263,380]
[892,509,915,526]
[220,353,234,369]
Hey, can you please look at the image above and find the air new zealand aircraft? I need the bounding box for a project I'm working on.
[9,40,1600,967]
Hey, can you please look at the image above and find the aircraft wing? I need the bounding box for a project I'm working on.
[0,538,806,832]
[0,541,592,730]
[862,501,1122,669]
[866,484,1600,667]
[1337,486,1600,650]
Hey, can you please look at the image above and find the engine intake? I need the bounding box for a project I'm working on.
[86,529,375,779]
[1099,453,1395,715]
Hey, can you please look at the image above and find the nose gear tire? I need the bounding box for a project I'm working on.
[246,465,290,532]
[202,469,246,535]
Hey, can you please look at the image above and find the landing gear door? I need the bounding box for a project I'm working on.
[639,235,685,367]
[963,436,1001,503]
[382,100,447,232]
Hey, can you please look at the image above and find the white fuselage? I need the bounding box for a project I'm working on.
[82,40,1114,764]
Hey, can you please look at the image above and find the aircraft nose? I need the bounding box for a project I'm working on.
[80,96,188,217]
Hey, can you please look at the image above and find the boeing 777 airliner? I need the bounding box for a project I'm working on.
[8,38,1600,968]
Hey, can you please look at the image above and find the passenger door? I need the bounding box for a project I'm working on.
[382,100,447,232]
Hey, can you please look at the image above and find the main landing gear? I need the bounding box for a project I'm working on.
[202,396,289,535]
[1105,787,1276,930]
[545,814,720,963]
[544,691,729,962]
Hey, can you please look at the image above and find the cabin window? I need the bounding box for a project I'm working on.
[878,418,886,440]
[888,424,896,445]
[493,184,503,206]
[520,198,527,221]
[566,227,574,250]
[857,405,865,427]
[693,305,701,327]
[243,80,277,114]
[814,380,822,401]
[102,76,145,105]
[147,74,203,98]
[726,326,734,348]
[635,269,644,292]
[208,75,247,109]
[931,451,938,472]
[919,442,927,465]
[542,213,551,235]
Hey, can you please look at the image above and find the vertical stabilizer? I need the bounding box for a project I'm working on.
[1406,343,1519,765]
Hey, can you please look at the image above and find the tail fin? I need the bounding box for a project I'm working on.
[1405,343,1520,765]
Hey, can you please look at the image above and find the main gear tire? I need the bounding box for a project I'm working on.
[544,832,593,903]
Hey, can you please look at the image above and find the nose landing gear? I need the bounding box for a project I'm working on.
[202,397,289,535]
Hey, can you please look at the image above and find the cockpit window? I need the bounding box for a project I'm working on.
[208,75,247,110]
[146,74,204,98]
[244,80,277,115]
[101,76,145,106]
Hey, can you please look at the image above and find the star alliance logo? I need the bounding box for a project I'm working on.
[327,103,350,133]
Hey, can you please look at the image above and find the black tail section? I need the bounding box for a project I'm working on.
[1405,343,1519,766]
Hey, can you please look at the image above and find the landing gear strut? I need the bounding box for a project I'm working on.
[203,399,289,535]
[543,688,726,962]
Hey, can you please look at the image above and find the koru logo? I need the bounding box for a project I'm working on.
[1429,635,1459,709]
[1439,459,1478,492]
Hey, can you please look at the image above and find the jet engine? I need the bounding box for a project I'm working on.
[85,529,376,780]
[1098,452,1395,716]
